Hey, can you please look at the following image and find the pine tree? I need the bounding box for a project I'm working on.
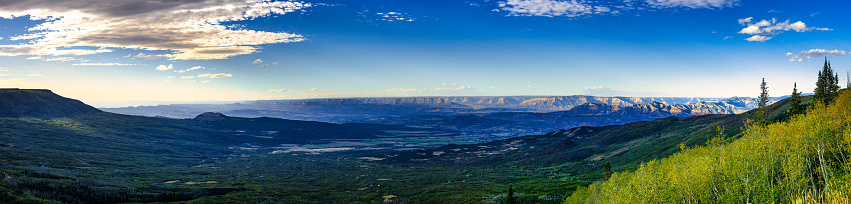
[815,58,840,104]
[787,82,803,118]
[603,161,612,180]
[506,185,516,204]
[758,78,769,121]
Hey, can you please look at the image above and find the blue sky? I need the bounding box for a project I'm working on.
[0,0,849,107]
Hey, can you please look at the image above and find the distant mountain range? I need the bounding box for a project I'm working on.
[101,95,764,122]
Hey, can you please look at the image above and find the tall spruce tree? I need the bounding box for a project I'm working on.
[815,58,840,104]
[506,185,516,204]
[758,78,769,121]
[788,82,803,118]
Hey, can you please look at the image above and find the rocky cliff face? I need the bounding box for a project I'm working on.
[0,88,101,118]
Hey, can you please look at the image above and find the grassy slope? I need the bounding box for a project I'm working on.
[565,91,849,203]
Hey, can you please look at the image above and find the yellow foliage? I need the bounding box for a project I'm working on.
[566,91,851,204]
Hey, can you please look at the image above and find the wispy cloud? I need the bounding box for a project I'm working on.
[197,73,233,78]
[134,53,169,60]
[308,88,318,92]
[257,64,269,68]
[253,59,263,64]
[181,76,195,79]
[383,86,474,93]
[499,0,614,17]
[176,66,204,73]
[25,74,43,77]
[72,63,138,66]
[737,18,831,42]
[583,86,632,96]
[786,49,846,61]
[498,0,736,17]
[268,89,291,92]
[375,11,415,22]
[645,0,737,8]
[0,0,309,60]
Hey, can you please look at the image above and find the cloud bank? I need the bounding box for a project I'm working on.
[0,0,310,60]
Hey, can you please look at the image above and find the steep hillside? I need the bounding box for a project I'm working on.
[565,91,850,203]
[0,89,101,118]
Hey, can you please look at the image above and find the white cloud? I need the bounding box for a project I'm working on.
[176,66,204,73]
[253,59,263,64]
[737,17,753,25]
[645,0,738,9]
[181,76,195,79]
[72,63,138,66]
[201,80,210,83]
[499,0,613,17]
[308,88,318,92]
[744,35,771,42]
[268,89,288,92]
[786,49,846,61]
[0,0,309,60]
[197,73,232,78]
[156,64,174,71]
[737,18,830,42]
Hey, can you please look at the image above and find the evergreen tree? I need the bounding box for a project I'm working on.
[603,161,612,180]
[506,185,516,204]
[815,58,840,104]
[758,78,769,121]
[787,83,803,118]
